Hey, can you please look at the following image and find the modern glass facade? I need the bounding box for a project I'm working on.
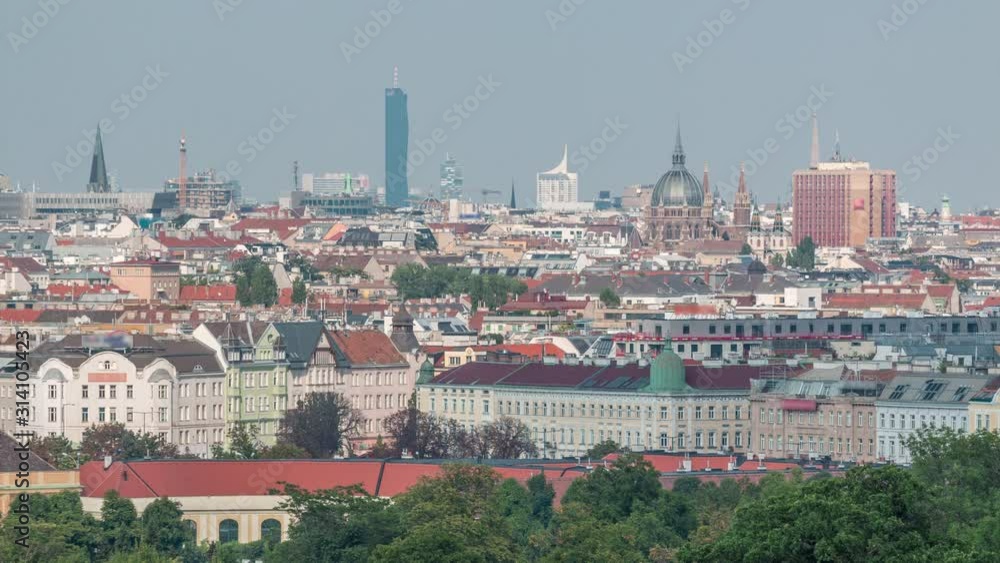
[384,86,409,207]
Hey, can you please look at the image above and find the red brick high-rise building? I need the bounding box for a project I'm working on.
[792,129,896,248]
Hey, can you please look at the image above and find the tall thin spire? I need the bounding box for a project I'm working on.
[393,65,399,89]
[773,203,785,233]
[810,112,820,168]
[509,178,517,209]
[672,120,686,168]
[178,133,188,209]
[833,129,842,162]
[702,161,712,205]
[750,204,761,232]
[737,162,747,194]
[87,124,109,193]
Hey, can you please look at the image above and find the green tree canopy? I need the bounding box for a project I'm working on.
[279,392,364,457]
[599,287,621,308]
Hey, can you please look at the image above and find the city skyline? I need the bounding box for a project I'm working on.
[2,1,992,210]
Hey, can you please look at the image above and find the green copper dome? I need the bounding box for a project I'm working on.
[417,358,435,384]
[646,340,688,392]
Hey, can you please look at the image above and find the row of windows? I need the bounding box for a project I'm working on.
[353,394,407,411]
[476,401,745,422]
[179,404,222,421]
[975,414,994,431]
[179,382,222,398]
[879,412,967,431]
[759,434,874,456]
[228,395,288,414]
[759,408,873,428]
[178,428,224,445]
[78,406,168,423]
[230,372,286,389]
[529,426,745,451]
[677,320,997,337]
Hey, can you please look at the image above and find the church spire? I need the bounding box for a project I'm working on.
[773,203,785,233]
[737,162,747,195]
[509,178,517,209]
[87,124,109,193]
[750,205,761,232]
[702,161,712,207]
[672,121,686,168]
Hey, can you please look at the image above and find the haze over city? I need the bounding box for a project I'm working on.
[6,3,1000,562]
[3,0,996,209]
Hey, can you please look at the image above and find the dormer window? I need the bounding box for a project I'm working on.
[193,365,204,373]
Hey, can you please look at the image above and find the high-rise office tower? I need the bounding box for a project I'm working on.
[793,120,896,247]
[439,153,464,200]
[384,66,409,207]
[536,145,578,210]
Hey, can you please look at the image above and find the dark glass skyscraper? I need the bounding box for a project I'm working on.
[384,68,409,207]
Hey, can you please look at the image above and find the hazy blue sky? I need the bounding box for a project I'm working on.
[3,1,997,210]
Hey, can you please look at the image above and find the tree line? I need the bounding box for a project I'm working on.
[10,427,1000,561]
[390,264,527,310]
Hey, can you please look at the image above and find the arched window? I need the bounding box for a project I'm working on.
[261,518,281,544]
[184,519,197,543]
[219,519,239,543]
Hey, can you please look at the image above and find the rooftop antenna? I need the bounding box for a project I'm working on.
[179,133,188,209]
[393,65,399,89]
[810,112,820,168]
[292,160,300,190]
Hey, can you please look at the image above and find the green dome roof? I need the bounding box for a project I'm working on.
[417,358,435,384]
[646,340,688,393]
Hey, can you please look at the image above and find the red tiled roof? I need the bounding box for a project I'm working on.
[482,343,566,359]
[737,460,800,471]
[670,303,718,316]
[82,460,384,498]
[468,311,487,332]
[0,256,47,274]
[329,330,407,366]
[824,293,930,310]
[604,453,734,472]
[157,234,255,249]
[0,309,43,323]
[925,284,956,299]
[376,463,442,497]
[498,300,590,312]
[179,284,237,302]
[46,283,125,299]
[432,362,523,385]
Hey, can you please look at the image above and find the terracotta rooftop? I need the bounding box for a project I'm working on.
[329,329,408,367]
